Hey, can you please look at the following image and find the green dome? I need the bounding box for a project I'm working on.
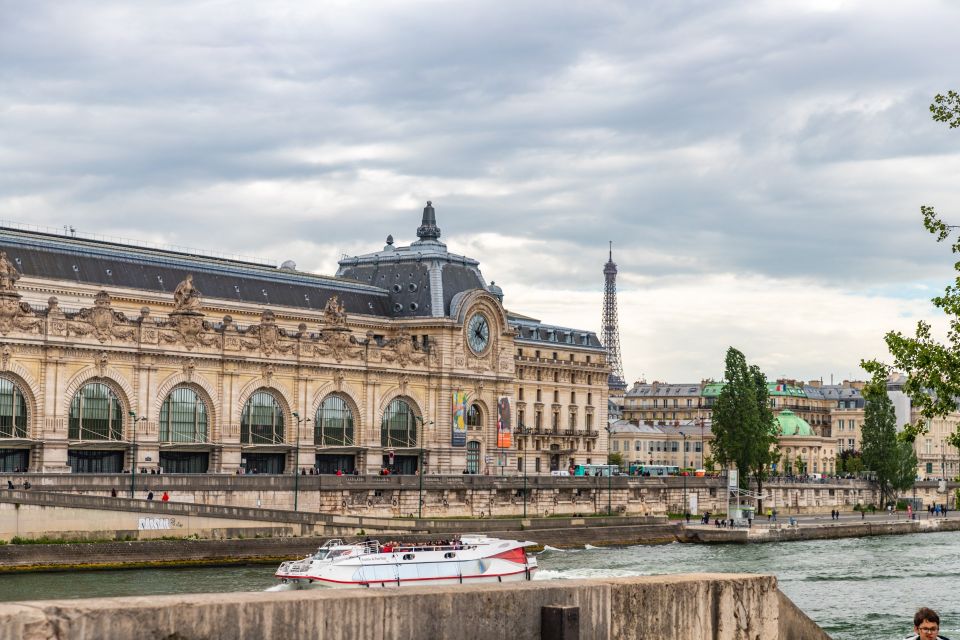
[776,410,815,437]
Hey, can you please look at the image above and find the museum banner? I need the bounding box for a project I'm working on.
[451,391,468,447]
[496,397,512,448]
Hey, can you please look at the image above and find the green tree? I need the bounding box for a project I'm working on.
[607,451,625,470]
[846,455,865,476]
[860,373,904,506]
[710,347,780,509]
[862,90,960,451]
[893,441,919,495]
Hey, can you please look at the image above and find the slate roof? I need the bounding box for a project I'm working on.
[510,315,604,350]
[0,226,390,316]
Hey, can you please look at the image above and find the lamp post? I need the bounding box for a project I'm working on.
[291,411,310,512]
[127,411,147,498]
[604,425,612,516]
[680,431,688,517]
[414,416,433,519]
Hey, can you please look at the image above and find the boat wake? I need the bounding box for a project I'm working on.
[265,583,296,592]
[584,544,601,550]
[541,545,565,552]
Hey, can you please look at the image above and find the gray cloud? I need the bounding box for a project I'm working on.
[2,0,960,379]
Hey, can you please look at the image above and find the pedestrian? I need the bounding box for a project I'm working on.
[110,487,117,497]
[6,480,12,490]
[767,508,772,521]
[161,491,169,502]
[906,607,950,639]
[146,491,154,501]
[684,511,690,524]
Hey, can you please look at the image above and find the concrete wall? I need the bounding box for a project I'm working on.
[0,574,829,640]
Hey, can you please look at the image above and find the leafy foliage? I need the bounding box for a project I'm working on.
[860,373,917,505]
[862,91,960,451]
[930,90,960,129]
[607,451,625,469]
[711,347,780,502]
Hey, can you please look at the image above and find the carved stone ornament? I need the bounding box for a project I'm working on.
[183,358,196,382]
[0,344,11,370]
[322,295,348,327]
[313,325,363,363]
[0,256,42,336]
[335,369,346,391]
[380,329,427,368]
[0,252,20,292]
[96,351,109,377]
[262,363,275,385]
[173,275,202,312]
[241,310,295,355]
[68,291,136,343]
[161,312,219,350]
[399,373,410,395]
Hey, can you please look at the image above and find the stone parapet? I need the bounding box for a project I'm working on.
[0,574,829,640]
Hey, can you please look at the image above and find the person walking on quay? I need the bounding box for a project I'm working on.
[161,491,169,502]
[110,487,117,498]
[906,607,950,639]
[146,491,154,501]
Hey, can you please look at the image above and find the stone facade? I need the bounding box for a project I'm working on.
[0,206,609,476]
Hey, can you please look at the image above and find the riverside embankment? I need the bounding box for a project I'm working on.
[4,512,960,573]
[0,573,830,640]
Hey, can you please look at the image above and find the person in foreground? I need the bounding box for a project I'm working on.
[907,608,950,640]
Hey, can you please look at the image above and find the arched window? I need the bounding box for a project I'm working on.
[69,383,123,441]
[381,398,417,447]
[241,391,284,445]
[159,387,208,443]
[0,377,28,439]
[316,395,354,446]
[466,404,482,430]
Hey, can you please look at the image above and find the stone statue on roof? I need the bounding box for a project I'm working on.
[173,274,202,312]
[322,295,347,327]
[0,252,21,292]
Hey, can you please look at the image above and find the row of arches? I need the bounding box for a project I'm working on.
[2,374,430,448]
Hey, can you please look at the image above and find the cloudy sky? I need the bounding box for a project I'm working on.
[2,0,959,384]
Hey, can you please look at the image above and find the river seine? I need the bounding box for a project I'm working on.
[1,531,957,640]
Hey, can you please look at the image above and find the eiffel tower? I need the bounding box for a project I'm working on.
[602,242,627,392]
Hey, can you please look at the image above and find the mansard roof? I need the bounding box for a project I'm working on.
[0,226,390,316]
[509,314,604,351]
[335,202,487,319]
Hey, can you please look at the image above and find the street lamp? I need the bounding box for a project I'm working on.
[413,416,434,519]
[127,411,147,498]
[291,411,311,512]
[680,431,688,518]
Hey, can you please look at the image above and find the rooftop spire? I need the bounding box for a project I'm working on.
[416,200,442,242]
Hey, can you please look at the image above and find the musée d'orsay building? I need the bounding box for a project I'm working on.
[0,203,609,475]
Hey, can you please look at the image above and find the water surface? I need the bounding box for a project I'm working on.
[2,532,957,640]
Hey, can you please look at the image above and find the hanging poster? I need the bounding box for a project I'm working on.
[451,391,468,447]
[497,397,512,448]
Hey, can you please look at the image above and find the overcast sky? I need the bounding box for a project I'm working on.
[2,0,959,384]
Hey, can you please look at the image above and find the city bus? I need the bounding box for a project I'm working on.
[629,464,680,477]
[573,464,620,477]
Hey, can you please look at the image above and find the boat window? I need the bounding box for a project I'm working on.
[403,553,415,560]
[444,552,456,559]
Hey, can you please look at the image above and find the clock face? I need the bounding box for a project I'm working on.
[467,313,490,354]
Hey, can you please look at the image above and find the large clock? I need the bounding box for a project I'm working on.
[467,312,490,354]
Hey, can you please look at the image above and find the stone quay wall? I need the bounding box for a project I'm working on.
[1,472,884,518]
[0,574,830,640]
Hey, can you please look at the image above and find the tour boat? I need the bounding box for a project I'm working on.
[274,535,538,588]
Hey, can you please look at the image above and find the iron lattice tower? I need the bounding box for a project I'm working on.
[602,242,627,391]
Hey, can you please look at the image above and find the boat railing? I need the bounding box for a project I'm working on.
[359,540,381,554]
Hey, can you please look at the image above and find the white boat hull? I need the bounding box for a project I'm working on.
[276,536,538,589]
